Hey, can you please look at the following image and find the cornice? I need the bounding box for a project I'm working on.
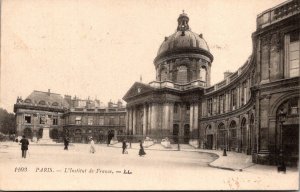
[200,95,255,122]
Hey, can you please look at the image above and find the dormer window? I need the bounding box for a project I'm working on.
[39,100,46,105]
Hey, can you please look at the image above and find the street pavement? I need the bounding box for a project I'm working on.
[0,141,298,190]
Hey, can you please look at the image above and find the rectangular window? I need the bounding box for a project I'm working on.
[53,116,58,125]
[109,116,114,125]
[24,115,31,124]
[241,81,247,106]
[219,95,225,114]
[75,116,82,125]
[174,104,178,113]
[40,115,46,124]
[231,88,237,110]
[99,117,104,125]
[207,98,213,115]
[88,116,93,125]
[120,116,125,125]
[285,31,300,78]
[186,104,190,115]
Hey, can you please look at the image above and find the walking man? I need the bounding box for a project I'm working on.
[64,136,69,150]
[20,135,29,158]
[122,139,127,154]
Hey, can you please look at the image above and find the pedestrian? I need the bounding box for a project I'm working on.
[20,135,29,158]
[89,137,95,154]
[64,136,69,150]
[122,139,128,154]
[138,140,146,157]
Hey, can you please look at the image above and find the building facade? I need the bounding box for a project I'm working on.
[123,0,300,166]
[14,90,126,143]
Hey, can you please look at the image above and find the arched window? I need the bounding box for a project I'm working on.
[52,102,59,106]
[177,65,187,83]
[160,68,168,81]
[39,100,46,105]
[200,66,207,81]
[217,123,226,149]
[229,121,237,151]
[24,99,31,103]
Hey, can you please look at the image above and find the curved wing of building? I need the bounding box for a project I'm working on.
[123,0,300,166]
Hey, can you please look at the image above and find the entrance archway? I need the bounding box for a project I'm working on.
[217,123,226,150]
[184,124,190,143]
[173,124,179,143]
[229,121,237,151]
[205,125,213,149]
[276,96,299,166]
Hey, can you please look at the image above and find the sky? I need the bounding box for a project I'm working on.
[0,0,285,112]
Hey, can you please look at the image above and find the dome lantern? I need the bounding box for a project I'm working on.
[177,10,190,34]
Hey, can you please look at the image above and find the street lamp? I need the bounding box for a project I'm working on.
[277,109,286,173]
[223,131,227,156]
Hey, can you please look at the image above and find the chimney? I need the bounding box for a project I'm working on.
[224,71,233,79]
[117,100,122,108]
[108,100,113,108]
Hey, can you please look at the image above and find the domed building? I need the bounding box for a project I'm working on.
[124,0,300,167]
[123,12,212,144]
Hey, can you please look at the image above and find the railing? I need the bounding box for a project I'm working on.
[257,0,300,29]
[216,80,226,88]
[149,79,206,91]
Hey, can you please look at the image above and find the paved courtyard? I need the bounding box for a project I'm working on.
[0,142,298,190]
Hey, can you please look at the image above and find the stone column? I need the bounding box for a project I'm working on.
[143,104,147,136]
[132,107,136,135]
[126,108,130,135]
[193,104,198,131]
[189,104,194,132]
[258,95,271,154]
[128,107,132,135]
[150,103,158,135]
[162,102,170,135]
[237,85,240,108]
[148,103,152,135]
[169,103,174,133]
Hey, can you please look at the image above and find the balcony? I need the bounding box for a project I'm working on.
[257,0,300,29]
[149,79,206,91]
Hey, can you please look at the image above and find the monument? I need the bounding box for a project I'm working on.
[38,116,57,144]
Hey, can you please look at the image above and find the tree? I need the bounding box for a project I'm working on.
[0,108,16,135]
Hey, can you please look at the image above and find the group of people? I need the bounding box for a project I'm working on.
[18,135,146,158]
[122,139,146,156]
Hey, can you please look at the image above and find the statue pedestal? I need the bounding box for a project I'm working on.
[38,127,56,144]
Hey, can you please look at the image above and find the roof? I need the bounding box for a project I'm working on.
[23,90,69,108]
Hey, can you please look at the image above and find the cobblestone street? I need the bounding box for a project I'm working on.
[0,142,298,190]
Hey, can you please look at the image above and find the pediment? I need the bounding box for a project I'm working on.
[123,82,155,101]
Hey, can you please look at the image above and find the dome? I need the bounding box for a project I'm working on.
[157,31,210,55]
[154,12,213,64]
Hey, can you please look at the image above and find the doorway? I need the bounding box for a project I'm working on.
[184,124,190,144]
[206,135,213,149]
[282,124,299,166]
[173,124,179,143]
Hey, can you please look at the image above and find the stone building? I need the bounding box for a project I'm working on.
[62,98,126,143]
[14,90,126,143]
[123,0,299,166]
[14,90,69,141]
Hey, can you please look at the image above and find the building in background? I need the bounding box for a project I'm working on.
[123,0,300,166]
[14,90,126,143]
[62,98,126,144]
